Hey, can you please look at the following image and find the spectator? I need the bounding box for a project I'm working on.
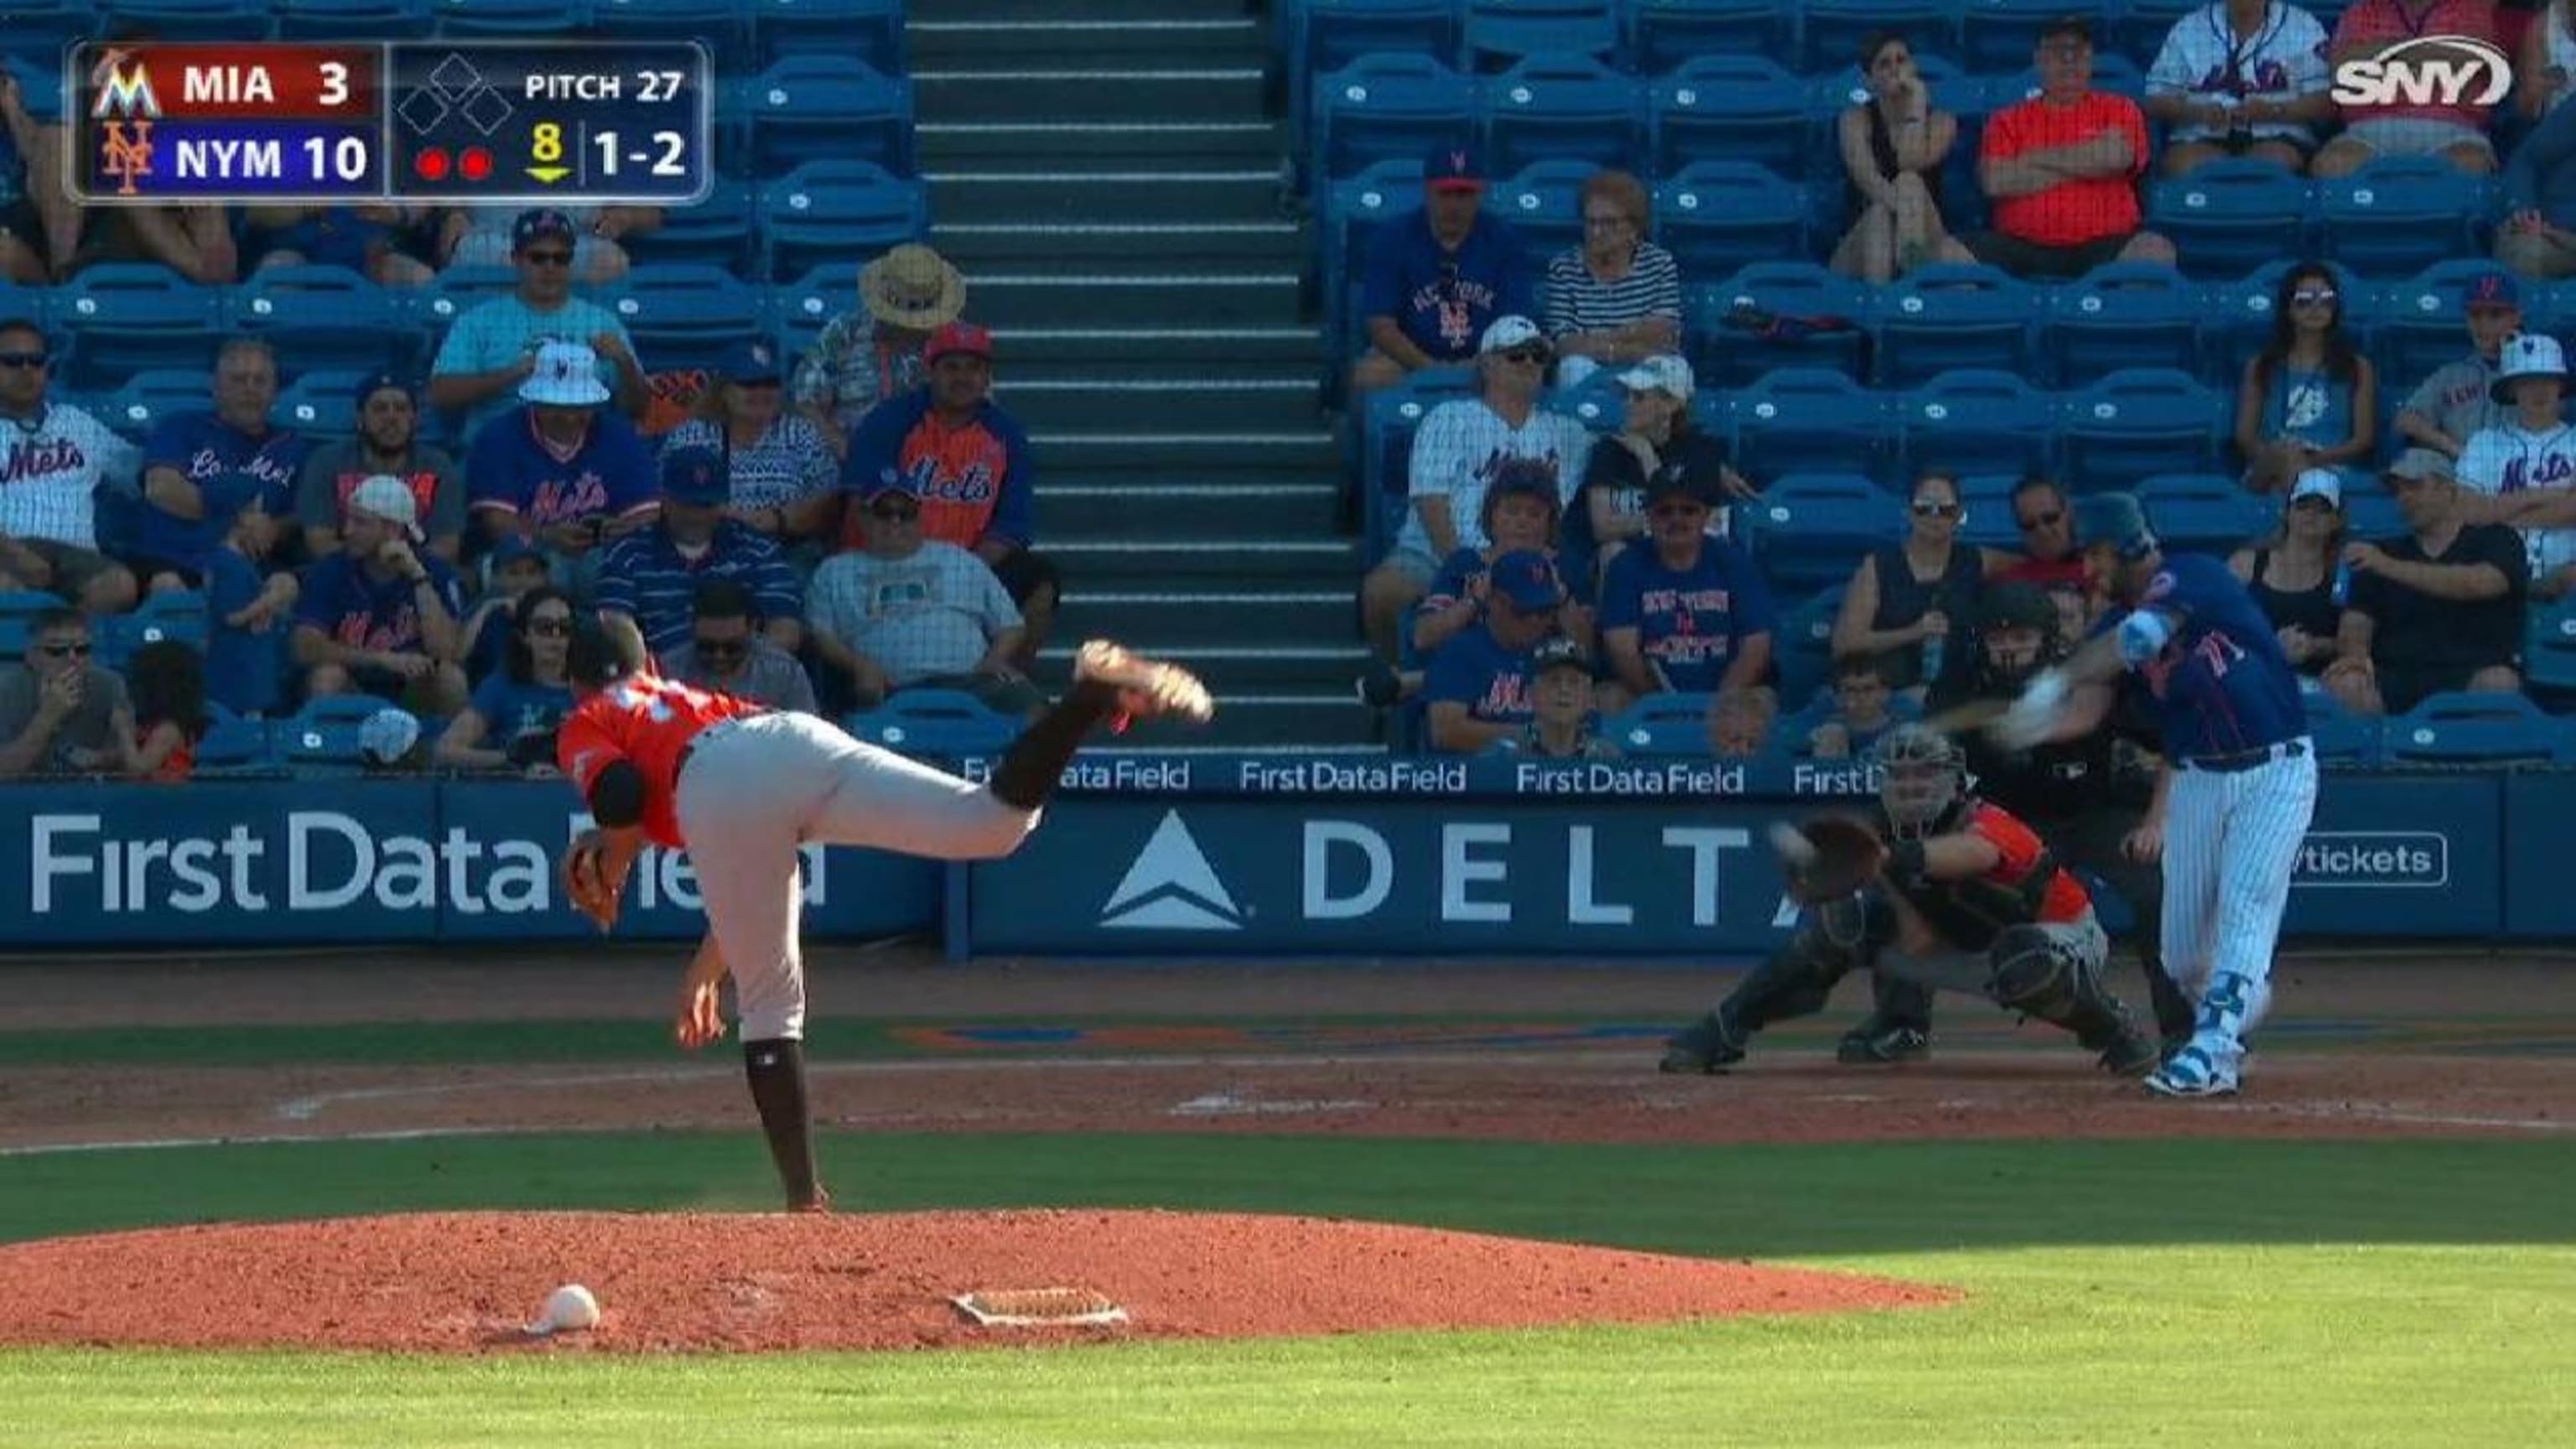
[2516,0,2576,119]
[427,208,648,442]
[2324,448,2527,713]
[2233,262,2378,492]
[792,242,964,444]
[1509,636,1619,759]
[1412,459,1592,662]
[294,373,464,565]
[200,473,297,718]
[2499,80,2576,279]
[241,205,439,285]
[71,200,236,284]
[1969,19,2178,278]
[1348,144,1536,397]
[1706,684,1779,759]
[595,446,803,657]
[434,587,576,774]
[0,70,78,283]
[1983,476,2096,647]
[436,204,662,285]
[1361,315,1590,662]
[0,318,139,613]
[0,606,135,778]
[123,637,207,781]
[1833,31,1977,282]
[1598,472,1776,710]
[1805,655,1902,759]
[458,536,553,683]
[2458,331,2576,597]
[835,322,1058,669]
[1564,355,1748,590]
[2145,0,2334,176]
[1831,471,1984,694]
[292,475,469,714]
[2395,266,2519,460]
[1422,548,1564,755]
[661,577,819,712]
[2229,467,2349,677]
[464,340,661,596]
[2314,1,2504,179]
[132,338,308,594]
[807,474,1045,719]
[663,340,839,547]
[1545,169,1682,385]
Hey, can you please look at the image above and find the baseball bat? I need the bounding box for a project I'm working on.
[1919,698,2011,735]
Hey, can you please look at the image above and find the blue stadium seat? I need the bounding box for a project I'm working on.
[1800,0,1953,72]
[1482,52,1642,175]
[2038,262,2205,386]
[605,264,768,374]
[2139,472,2276,556]
[1734,471,1907,595]
[2301,686,2381,767]
[1771,582,1846,704]
[107,0,275,41]
[1324,159,1427,351]
[1959,0,2083,70]
[766,265,858,362]
[192,704,278,776]
[1626,0,1792,70]
[278,697,411,774]
[97,590,209,673]
[1287,1,1465,148]
[1311,54,1477,200]
[227,264,405,378]
[741,56,916,178]
[2381,691,2570,767]
[273,368,371,443]
[1898,369,2058,482]
[1460,0,1620,74]
[3,0,96,55]
[1360,368,1478,553]
[409,265,522,336]
[2339,470,2406,541]
[1650,162,1806,286]
[1647,54,1807,179]
[2205,258,2369,384]
[1489,158,1594,272]
[844,691,1027,758]
[0,590,58,657]
[1955,473,2026,548]
[1868,262,2041,387]
[2055,368,2228,495]
[590,0,754,71]
[758,162,928,282]
[101,371,213,444]
[1605,692,1717,758]
[1690,263,1872,387]
[2526,595,2576,710]
[2370,258,2516,389]
[2148,158,2317,281]
[621,179,758,273]
[756,0,907,75]
[55,265,225,392]
[273,0,433,39]
[432,0,591,34]
[2317,157,2494,279]
[2109,0,2203,68]
[1983,52,2148,106]
[1728,368,1897,484]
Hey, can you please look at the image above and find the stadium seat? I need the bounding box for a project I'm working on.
[278,697,413,774]
[432,0,592,34]
[756,0,907,75]
[1459,0,1620,74]
[97,590,209,673]
[54,265,225,392]
[1482,52,1643,176]
[2148,158,2317,281]
[106,0,276,41]
[2038,262,2205,386]
[1983,52,2148,106]
[1286,1,1465,148]
[0,590,59,657]
[2055,368,2228,495]
[100,370,213,443]
[1626,0,1792,70]
[2205,258,2370,384]
[273,0,434,39]
[1359,369,1478,554]
[1606,692,1717,757]
[758,162,929,282]
[1868,263,2042,388]
[1734,471,1907,596]
[2139,472,2276,556]
[1690,263,1871,387]
[1960,0,2085,70]
[2317,157,2494,279]
[766,264,857,361]
[1955,473,2026,548]
[1489,158,1594,271]
[408,265,522,336]
[192,704,278,776]
[227,264,406,377]
[1646,54,1807,179]
[1323,158,1426,354]
[590,0,753,71]
[1650,162,1806,286]
[2339,471,2407,541]
[844,691,1027,758]
[2109,0,2204,68]
[1800,0,1954,72]
[1726,367,1898,483]
[2302,687,2383,768]
[2380,691,2570,767]
[740,56,916,179]
[2371,258,2516,390]
[1771,582,1846,704]
[3,0,96,55]
[603,264,767,373]
[621,179,757,273]
[2523,595,2576,710]
[272,368,371,443]
[1898,369,2058,482]
[1311,53,1478,201]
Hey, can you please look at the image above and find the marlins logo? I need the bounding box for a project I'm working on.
[89,49,162,196]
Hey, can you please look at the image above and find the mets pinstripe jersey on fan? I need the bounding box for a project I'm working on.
[2456,419,2576,579]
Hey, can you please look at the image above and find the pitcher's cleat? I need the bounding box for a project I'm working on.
[792,1187,833,1214]
[1076,641,1215,724]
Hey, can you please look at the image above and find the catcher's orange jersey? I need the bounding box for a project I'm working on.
[1965,801,2091,923]
[558,673,766,848]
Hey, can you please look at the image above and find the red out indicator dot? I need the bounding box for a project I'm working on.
[460,148,495,182]
[414,147,451,181]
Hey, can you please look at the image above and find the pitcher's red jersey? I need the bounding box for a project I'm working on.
[557,673,765,848]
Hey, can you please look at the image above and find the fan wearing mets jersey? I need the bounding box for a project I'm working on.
[1993,493,2317,1098]
[554,618,1213,1210]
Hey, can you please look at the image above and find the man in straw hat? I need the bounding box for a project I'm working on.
[792,242,967,445]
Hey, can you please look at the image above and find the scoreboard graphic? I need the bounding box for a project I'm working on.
[70,41,714,205]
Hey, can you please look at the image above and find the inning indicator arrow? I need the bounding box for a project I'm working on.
[527,166,570,184]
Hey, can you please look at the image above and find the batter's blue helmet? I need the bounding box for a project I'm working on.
[2073,491,2158,560]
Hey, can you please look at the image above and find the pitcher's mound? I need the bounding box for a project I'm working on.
[0,1208,1950,1353]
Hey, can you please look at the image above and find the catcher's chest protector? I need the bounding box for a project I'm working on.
[1889,805,2060,952]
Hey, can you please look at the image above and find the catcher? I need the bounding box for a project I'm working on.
[1657,723,2159,1077]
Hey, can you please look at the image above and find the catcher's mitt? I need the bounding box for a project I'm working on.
[1768,816,1889,904]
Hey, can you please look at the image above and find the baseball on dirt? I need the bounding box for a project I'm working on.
[541,1284,600,1332]
[1767,821,1818,868]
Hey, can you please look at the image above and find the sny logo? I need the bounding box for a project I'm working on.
[2329,34,2513,108]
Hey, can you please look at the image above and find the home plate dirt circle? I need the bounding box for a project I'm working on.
[0,1209,1951,1353]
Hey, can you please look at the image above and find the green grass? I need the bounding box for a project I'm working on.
[3,1132,2573,1446]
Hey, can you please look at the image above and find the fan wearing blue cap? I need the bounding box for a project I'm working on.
[293,373,465,565]
[1420,548,1570,754]
[426,207,648,443]
[1990,490,2314,1102]
[593,446,804,657]
[657,340,841,547]
[1348,141,1539,398]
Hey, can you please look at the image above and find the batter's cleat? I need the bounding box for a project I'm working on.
[1658,1010,1747,1074]
[1077,640,1215,724]
[2143,1046,2238,1098]
[1836,1025,1931,1066]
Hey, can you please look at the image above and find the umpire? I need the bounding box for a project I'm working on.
[1837,582,2197,1062]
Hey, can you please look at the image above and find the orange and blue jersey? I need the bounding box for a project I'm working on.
[834,387,1035,553]
[557,672,766,849]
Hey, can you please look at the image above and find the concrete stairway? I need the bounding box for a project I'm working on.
[910,0,1373,749]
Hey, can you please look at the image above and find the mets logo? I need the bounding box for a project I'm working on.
[896,456,998,503]
[0,435,88,485]
[529,470,611,523]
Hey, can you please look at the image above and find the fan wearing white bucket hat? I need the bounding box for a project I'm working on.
[464,340,662,600]
[2455,330,2576,598]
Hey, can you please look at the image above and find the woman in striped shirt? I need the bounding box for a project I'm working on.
[1544,169,1683,386]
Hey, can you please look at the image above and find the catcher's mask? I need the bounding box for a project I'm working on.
[1873,723,1967,839]
[1977,582,2060,689]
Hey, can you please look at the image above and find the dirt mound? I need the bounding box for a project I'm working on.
[0,1209,1949,1353]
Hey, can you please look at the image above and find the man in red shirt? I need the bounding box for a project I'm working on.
[557,618,1212,1210]
[1969,18,2179,278]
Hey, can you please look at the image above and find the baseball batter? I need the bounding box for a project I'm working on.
[1994,493,2317,1098]
[555,619,1213,1209]
[1657,724,2158,1077]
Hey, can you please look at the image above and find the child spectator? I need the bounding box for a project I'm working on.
[200,474,297,717]
[434,588,576,774]
[123,638,209,781]
[1511,637,1620,759]
[1805,656,1901,759]
[1706,685,1780,759]
[1412,459,1592,662]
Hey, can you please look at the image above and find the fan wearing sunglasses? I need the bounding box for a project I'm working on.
[2233,262,2376,494]
[435,588,578,775]
[0,317,141,614]
[1831,472,1985,696]
[662,578,818,713]
[0,606,137,780]
[426,208,649,442]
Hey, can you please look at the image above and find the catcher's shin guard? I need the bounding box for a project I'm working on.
[1987,926,2158,1074]
[743,1038,825,1209]
[1836,972,1936,1064]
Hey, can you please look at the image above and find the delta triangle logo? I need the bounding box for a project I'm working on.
[1098,810,1245,931]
